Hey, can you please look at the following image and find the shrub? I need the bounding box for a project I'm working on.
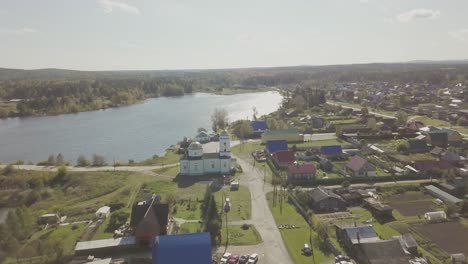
[241,224,249,230]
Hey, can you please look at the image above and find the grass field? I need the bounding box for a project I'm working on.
[412,116,451,127]
[232,141,263,156]
[221,224,262,246]
[131,150,181,166]
[266,192,334,264]
[215,186,252,221]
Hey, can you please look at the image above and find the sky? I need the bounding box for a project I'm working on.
[1,0,468,71]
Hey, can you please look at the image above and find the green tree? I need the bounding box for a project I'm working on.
[211,108,229,131]
[341,180,351,189]
[47,154,56,166]
[395,111,408,126]
[92,154,106,166]
[107,211,129,231]
[2,164,15,175]
[56,153,64,166]
[77,155,90,167]
[239,120,253,139]
[55,165,68,183]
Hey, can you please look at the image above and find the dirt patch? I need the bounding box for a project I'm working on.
[387,192,436,216]
[390,200,436,216]
[416,222,468,255]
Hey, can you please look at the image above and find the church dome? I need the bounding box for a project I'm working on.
[188,141,203,150]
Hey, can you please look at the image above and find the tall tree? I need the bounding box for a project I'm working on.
[211,108,229,132]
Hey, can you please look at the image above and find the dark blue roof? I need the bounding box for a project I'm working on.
[251,121,268,131]
[320,145,343,155]
[152,233,212,264]
[266,140,288,154]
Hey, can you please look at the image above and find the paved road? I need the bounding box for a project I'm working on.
[227,154,293,264]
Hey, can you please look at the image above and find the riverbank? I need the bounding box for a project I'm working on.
[0,87,277,119]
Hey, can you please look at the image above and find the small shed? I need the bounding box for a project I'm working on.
[96,206,111,219]
[424,211,447,223]
[450,253,466,264]
[38,214,60,225]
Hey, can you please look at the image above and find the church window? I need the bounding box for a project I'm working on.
[211,163,215,169]
[194,164,198,171]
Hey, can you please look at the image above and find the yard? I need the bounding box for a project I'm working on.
[215,186,252,221]
[232,141,263,157]
[416,222,468,256]
[295,139,352,148]
[412,116,452,127]
[178,223,262,246]
[386,192,438,217]
[266,192,334,264]
[129,149,181,166]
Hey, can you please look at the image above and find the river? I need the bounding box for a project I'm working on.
[0,91,282,163]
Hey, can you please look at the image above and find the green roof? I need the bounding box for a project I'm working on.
[262,129,300,136]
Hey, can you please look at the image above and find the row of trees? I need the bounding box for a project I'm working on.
[200,185,222,246]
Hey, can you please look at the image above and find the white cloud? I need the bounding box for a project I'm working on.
[0,27,38,36]
[448,29,468,42]
[396,9,440,23]
[115,42,144,49]
[99,0,140,15]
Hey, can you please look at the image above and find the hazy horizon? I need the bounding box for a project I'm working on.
[1,0,468,71]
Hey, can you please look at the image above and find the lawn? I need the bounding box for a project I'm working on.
[215,186,252,221]
[179,222,203,234]
[130,150,181,166]
[266,192,334,264]
[412,116,451,127]
[232,141,263,157]
[220,224,262,246]
[345,207,400,239]
[19,222,87,259]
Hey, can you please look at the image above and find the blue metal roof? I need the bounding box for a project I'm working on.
[320,145,343,155]
[251,121,268,131]
[153,233,212,264]
[266,140,288,154]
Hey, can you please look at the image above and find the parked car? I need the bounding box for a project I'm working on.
[239,255,249,264]
[220,253,232,264]
[302,244,311,256]
[228,255,239,264]
[247,253,258,264]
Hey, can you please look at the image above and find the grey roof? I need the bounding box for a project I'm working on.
[424,185,463,205]
[75,236,136,252]
[309,188,343,203]
[345,225,380,244]
[358,239,409,264]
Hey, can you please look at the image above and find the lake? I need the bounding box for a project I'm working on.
[0,91,282,163]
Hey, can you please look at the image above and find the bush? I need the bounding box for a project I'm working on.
[76,155,90,167]
[3,164,16,175]
[241,224,249,230]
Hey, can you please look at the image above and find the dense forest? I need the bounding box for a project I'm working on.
[1,62,468,118]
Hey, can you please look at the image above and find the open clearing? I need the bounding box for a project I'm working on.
[386,192,437,216]
[415,222,468,255]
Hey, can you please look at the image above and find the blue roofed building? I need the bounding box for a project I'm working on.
[152,232,212,264]
[266,140,288,154]
[320,145,343,159]
[251,120,268,137]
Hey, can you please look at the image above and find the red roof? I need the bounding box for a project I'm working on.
[346,155,368,172]
[272,150,296,164]
[288,164,316,174]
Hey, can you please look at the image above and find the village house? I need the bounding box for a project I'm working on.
[287,163,316,183]
[308,187,347,213]
[407,139,429,154]
[261,129,303,143]
[363,198,393,219]
[130,196,169,246]
[319,157,333,172]
[424,185,463,207]
[152,232,212,264]
[413,160,454,172]
[265,140,288,155]
[345,156,376,177]
[271,150,296,169]
[426,131,449,148]
[179,131,232,176]
[194,131,210,143]
[250,120,268,137]
[320,145,344,160]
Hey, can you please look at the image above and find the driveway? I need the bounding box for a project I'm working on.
[228,154,293,264]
